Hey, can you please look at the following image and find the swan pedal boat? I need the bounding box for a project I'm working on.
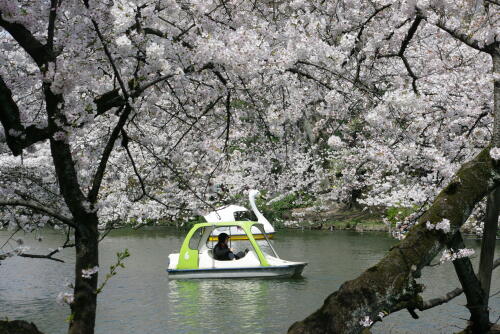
[204,190,275,241]
[167,221,306,279]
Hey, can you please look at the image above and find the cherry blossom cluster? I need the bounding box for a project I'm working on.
[439,248,476,264]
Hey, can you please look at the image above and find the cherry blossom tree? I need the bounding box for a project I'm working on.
[283,0,499,333]
[1,0,499,334]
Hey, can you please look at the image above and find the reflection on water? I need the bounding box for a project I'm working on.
[0,228,498,334]
[168,278,308,333]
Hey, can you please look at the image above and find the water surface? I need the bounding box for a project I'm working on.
[0,227,498,333]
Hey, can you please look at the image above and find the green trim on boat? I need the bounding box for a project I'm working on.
[176,221,270,269]
[177,226,200,269]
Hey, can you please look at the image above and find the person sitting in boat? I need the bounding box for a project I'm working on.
[213,233,248,261]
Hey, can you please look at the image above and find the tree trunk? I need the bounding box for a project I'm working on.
[478,186,500,304]
[44,84,100,334]
[68,214,99,334]
[478,51,500,306]
[448,232,490,333]
[288,147,496,334]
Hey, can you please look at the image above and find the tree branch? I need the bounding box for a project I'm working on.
[166,95,224,156]
[0,11,54,67]
[433,18,489,53]
[0,76,51,156]
[46,0,59,51]
[19,252,65,263]
[378,17,422,94]
[143,26,194,49]
[421,258,500,310]
[286,68,334,90]
[94,62,216,116]
[17,237,75,264]
[94,73,180,116]
[223,91,231,153]
[83,2,130,102]
[449,232,490,332]
[0,199,74,227]
[88,105,130,203]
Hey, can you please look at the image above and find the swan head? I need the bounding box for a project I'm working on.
[248,189,260,199]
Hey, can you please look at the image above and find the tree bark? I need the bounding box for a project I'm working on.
[448,232,490,333]
[69,216,99,334]
[478,186,500,305]
[478,51,500,305]
[288,147,497,334]
[44,83,100,334]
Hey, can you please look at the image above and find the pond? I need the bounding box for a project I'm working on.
[0,227,498,333]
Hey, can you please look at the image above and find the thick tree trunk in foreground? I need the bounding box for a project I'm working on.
[44,79,101,334]
[68,216,99,334]
[478,52,500,305]
[288,147,497,334]
[478,186,500,303]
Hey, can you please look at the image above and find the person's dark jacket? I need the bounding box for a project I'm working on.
[213,243,235,261]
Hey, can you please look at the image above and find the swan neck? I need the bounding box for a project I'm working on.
[250,195,264,220]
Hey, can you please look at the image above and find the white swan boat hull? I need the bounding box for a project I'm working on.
[167,263,306,279]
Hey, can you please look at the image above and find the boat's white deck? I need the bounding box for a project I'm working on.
[168,251,303,270]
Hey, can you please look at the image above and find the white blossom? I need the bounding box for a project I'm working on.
[82,266,99,279]
[359,316,373,327]
[439,248,475,263]
[426,219,451,233]
[56,292,74,305]
[489,147,500,160]
[435,218,451,233]
[327,135,343,147]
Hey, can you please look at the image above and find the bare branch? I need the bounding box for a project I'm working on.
[286,68,334,90]
[0,11,54,67]
[378,17,422,94]
[88,105,130,203]
[166,95,224,156]
[432,17,490,53]
[19,252,65,263]
[400,17,422,55]
[466,111,488,138]
[0,227,21,249]
[94,62,217,117]
[0,76,51,156]
[1,240,72,264]
[130,138,219,213]
[0,199,74,227]
[348,4,392,61]
[420,257,500,310]
[84,6,130,102]
[46,0,59,51]
[143,26,194,49]
[223,92,231,153]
